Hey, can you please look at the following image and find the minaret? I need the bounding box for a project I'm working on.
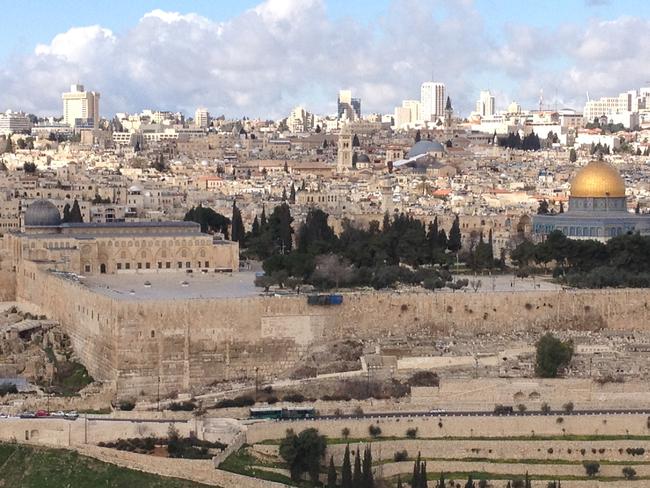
[337,124,353,172]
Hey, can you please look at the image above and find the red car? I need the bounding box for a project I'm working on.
[35,410,49,417]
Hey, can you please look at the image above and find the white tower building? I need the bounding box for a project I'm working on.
[420,82,446,122]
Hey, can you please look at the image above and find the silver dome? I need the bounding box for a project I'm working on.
[24,199,61,227]
[407,140,445,158]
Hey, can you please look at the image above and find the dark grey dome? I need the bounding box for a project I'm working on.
[356,154,370,163]
[407,140,444,158]
[24,199,61,227]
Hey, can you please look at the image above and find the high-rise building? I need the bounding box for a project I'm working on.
[287,106,314,133]
[0,110,32,135]
[476,90,495,117]
[337,89,361,120]
[420,82,446,122]
[62,84,100,128]
[194,108,210,128]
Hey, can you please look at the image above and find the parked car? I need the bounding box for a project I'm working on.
[35,410,49,417]
[51,411,66,418]
[19,411,36,418]
[64,411,79,419]
[430,408,446,414]
[0,412,9,418]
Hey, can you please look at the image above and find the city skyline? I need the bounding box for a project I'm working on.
[0,0,648,119]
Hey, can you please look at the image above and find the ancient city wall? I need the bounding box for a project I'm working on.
[14,266,650,396]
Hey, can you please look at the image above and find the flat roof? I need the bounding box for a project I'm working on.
[80,271,259,301]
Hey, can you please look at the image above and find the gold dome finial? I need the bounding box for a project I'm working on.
[570,161,625,198]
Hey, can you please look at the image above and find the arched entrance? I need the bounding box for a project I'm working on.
[100,263,107,274]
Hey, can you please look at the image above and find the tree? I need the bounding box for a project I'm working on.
[341,444,353,488]
[231,201,245,246]
[368,424,381,438]
[465,475,475,488]
[562,401,574,413]
[569,148,577,162]
[289,183,296,204]
[540,402,551,414]
[311,254,353,289]
[362,446,374,488]
[622,466,637,480]
[62,203,71,223]
[583,461,600,477]
[415,130,421,143]
[278,428,327,483]
[352,134,360,147]
[297,208,337,255]
[559,201,564,214]
[327,456,337,488]
[23,162,37,173]
[535,333,574,378]
[353,447,362,486]
[397,476,403,488]
[448,215,462,253]
[184,206,230,238]
[282,187,287,201]
[268,203,293,253]
[537,199,549,215]
[68,199,83,223]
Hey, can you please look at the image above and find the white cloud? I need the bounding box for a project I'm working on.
[0,0,647,118]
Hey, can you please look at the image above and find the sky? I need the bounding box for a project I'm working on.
[0,0,648,119]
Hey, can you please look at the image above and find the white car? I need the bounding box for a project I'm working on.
[64,411,79,419]
[51,411,66,418]
[430,408,446,414]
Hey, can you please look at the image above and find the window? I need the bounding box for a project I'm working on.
[205,261,209,268]
[186,262,191,268]
[84,265,91,273]
[151,330,155,338]
[137,262,142,269]
[125,263,131,270]
[177,262,182,268]
[117,263,122,270]
[157,262,162,269]
[166,262,171,269]
[145,262,150,269]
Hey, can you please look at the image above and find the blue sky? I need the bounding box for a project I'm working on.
[0,0,648,117]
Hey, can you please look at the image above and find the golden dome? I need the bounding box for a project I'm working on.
[570,161,626,198]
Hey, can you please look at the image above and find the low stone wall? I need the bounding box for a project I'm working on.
[245,413,650,444]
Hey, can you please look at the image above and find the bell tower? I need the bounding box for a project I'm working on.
[337,124,353,172]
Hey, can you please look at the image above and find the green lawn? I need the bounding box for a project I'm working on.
[0,443,217,488]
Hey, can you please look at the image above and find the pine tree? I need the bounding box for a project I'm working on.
[352,134,360,147]
[251,215,260,237]
[327,456,337,488]
[396,475,403,488]
[341,445,352,488]
[353,447,362,486]
[282,187,287,202]
[448,215,462,253]
[415,130,421,143]
[69,199,83,223]
[62,203,71,223]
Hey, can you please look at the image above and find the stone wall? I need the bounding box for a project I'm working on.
[15,263,650,396]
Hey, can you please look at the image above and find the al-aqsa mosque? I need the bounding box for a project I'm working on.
[533,160,650,241]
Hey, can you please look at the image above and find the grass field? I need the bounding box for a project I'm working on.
[0,443,216,488]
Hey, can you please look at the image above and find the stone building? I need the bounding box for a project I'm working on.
[4,199,239,275]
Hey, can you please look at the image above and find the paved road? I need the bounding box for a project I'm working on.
[280,408,650,421]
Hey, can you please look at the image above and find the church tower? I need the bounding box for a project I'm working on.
[337,124,353,172]
[444,96,453,129]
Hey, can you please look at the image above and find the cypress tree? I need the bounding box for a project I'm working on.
[282,187,287,201]
[524,471,531,488]
[420,460,428,488]
[289,183,296,204]
[69,199,83,223]
[231,200,245,245]
[437,472,445,488]
[415,129,421,143]
[62,203,71,223]
[411,452,421,488]
[396,475,403,488]
[448,215,462,253]
[569,148,577,162]
[362,446,374,488]
[353,447,362,486]
[465,474,475,488]
[260,206,267,227]
[251,215,260,237]
[382,211,391,234]
[327,456,337,488]
[341,444,352,488]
